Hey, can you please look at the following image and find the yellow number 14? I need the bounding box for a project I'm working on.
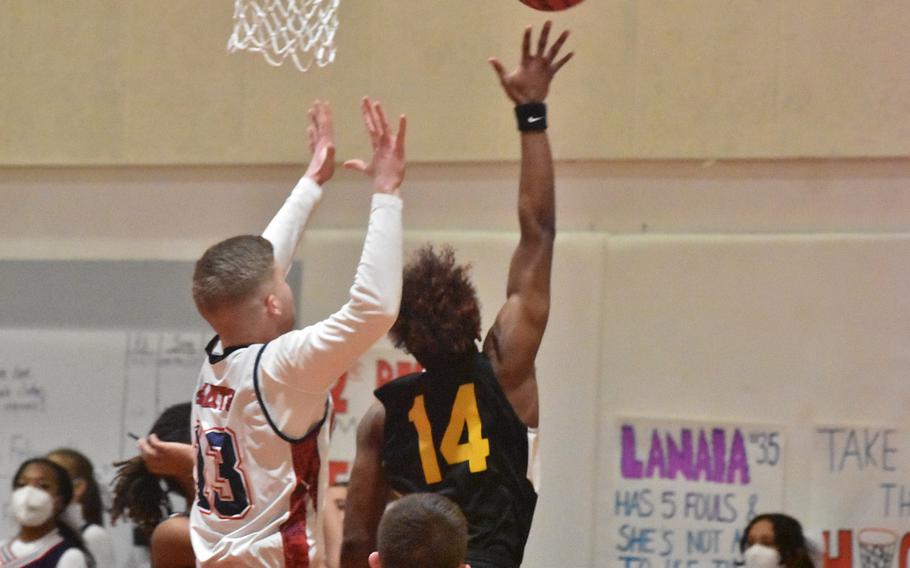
[407,383,491,484]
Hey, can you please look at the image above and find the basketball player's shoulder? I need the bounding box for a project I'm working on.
[374,370,423,402]
[471,351,513,402]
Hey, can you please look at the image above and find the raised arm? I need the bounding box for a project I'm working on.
[262,100,336,276]
[260,99,407,436]
[483,22,572,428]
[339,403,390,568]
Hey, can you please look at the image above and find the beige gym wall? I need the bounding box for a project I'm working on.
[3,2,910,567]
[2,1,910,165]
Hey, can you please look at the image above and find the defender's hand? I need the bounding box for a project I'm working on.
[343,97,407,197]
[304,100,336,186]
[489,21,574,104]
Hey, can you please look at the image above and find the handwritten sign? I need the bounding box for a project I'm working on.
[607,417,786,567]
[810,425,910,568]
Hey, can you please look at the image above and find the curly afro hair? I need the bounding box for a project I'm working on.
[389,244,481,367]
[111,402,192,535]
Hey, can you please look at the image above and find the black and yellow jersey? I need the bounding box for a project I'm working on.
[375,349,538,568]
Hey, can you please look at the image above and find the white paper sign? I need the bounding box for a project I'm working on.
[810,425,910,568]
[606,417,787,567]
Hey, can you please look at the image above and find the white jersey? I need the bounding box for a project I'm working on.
[0,530,87,568]
[190,178,403,567]
[190,340,332,567]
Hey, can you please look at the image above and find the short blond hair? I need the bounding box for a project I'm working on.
[192,235,274,315]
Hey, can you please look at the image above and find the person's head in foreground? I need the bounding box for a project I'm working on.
[740,513,815,568]
[369,493,470,568]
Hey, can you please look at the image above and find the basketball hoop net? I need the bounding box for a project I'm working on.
[227,0,339,72]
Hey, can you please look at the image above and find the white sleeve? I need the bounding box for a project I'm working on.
[58,548,88,568]
[259,193,403,438]
[262,176,324,276]
[82,524,115,568]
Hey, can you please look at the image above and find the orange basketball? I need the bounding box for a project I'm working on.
[519,0,584,11]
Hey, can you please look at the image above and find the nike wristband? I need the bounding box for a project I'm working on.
[515,102,547,132]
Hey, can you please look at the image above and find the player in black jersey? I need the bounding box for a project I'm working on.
[341,22,573,568]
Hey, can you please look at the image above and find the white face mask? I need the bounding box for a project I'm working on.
[10,486,56,527]
[744,544,781,568]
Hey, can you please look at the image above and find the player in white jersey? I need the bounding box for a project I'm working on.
[187,98,407,567]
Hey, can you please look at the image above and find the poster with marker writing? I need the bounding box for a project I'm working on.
[810,425,910,568]
[607,417,786,567]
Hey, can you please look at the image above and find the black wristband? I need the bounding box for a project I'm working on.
[515,103,547,132]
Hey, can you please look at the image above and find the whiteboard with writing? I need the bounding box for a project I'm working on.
[0,328,206,564]
[0,326,421,566]
[604,417,786,568]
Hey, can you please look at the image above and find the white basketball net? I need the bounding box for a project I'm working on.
[227,0,339,72]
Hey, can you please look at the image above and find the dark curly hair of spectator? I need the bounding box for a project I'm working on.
[111,402,191,537]
[389,244,482,369]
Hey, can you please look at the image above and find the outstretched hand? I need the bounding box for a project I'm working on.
[344,97,407,196]
[304,100,336,186]
[489,21,573,105]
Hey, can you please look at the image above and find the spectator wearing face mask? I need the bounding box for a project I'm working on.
[740,513,815,568]
[47,449,114,568]
[1,458,93,567]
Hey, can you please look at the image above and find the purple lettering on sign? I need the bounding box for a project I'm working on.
[645,430,665,479]
[712,429,726,483]
[694,430,713,482]
[622,425,644,479]
[666,428,694,480]
[726,429,750,485]
[619,424,752,485]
